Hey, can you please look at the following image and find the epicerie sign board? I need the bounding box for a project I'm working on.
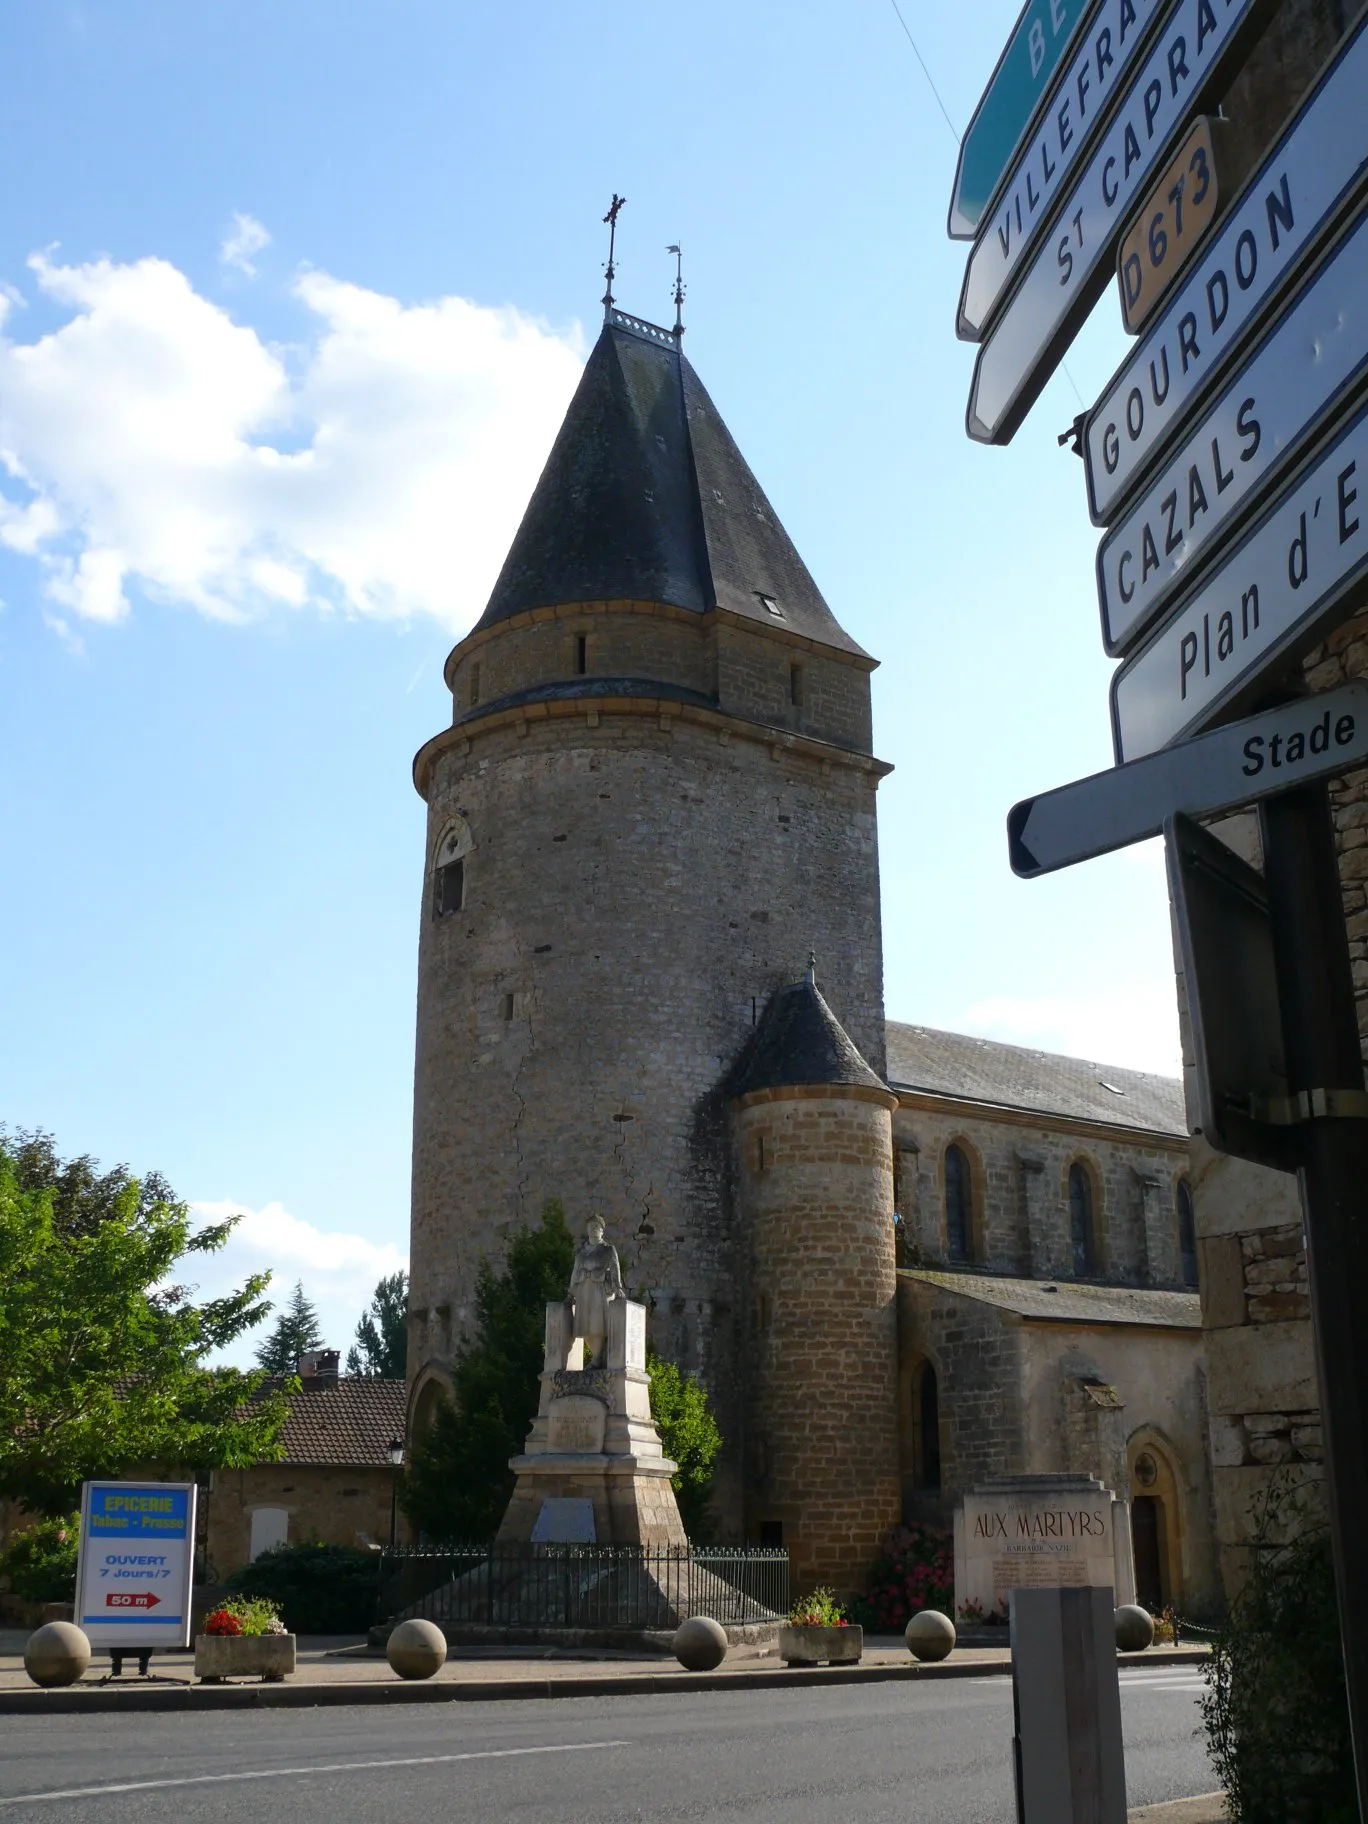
[1086,12,1368,526]
[957,0,1169,334]
[75,1480,197,1650]
[1117,115,1228,333]
[967,0,1278,446]
[1008,682,1368,877]
[1111,396,1368,761]
[948,0,1099,240]
[1098,199,1368,655]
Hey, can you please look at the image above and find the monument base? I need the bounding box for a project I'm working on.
[497,1451,688,1548]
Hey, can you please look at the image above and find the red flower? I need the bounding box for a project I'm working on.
[203,1608,243,1637]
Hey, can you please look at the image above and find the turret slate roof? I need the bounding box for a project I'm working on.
[476,311,868,658]
[885,1022,1186,1138]
[732,974,888,1097]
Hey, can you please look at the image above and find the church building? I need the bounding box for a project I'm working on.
[405,293,1216,1612]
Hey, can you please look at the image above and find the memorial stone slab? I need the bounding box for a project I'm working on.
[955,1474,1122,1618]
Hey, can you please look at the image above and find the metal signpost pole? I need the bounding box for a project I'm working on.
[1259,781,1368,1812]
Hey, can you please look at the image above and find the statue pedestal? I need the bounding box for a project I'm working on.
[496,1296,688,1547]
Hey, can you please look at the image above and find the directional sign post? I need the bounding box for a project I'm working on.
[1085,10,1368,525]
[948,0,1098,239]
[1098,199,1368,655]
[966,0,1279,443]
[1112,394,1368,761]
[1008,682,1368,876]
[75,1480,197,1655]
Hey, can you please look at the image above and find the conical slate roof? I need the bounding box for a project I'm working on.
[731,969,887,1098]
[476,312,867,657]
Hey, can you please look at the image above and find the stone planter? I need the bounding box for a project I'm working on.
[778,1623,863,1666]
[194,1633,296,1683]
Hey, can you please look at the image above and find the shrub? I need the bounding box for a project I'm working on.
[789,1587,848,1627]
[0,1514,79,1602]
[1200,1477,1354,1824]
[646,1351,722,1541]
[847,1524,953,1633]
[223,1542,382,1635]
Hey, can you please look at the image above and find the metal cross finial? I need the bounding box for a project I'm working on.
[602,193,626,319]
[806,951,817,986]
[667,243,685,338]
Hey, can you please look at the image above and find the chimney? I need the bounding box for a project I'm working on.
[297,1349,340,1384]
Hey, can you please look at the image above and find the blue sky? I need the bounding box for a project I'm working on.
[0,0,1181,1362]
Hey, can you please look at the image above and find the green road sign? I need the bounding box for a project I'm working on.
[947,0,1097,240]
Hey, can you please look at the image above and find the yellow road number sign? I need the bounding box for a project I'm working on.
[1118,118,1229,335]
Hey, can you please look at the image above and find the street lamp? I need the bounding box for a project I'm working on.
[387,1436,404,1547]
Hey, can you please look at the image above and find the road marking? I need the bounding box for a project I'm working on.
[0,1740,632,1806]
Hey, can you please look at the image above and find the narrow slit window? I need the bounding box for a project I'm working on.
[575,634,588,675]
[433,857,464,918]
[469,663,481,708]
[500,992,515,1021]
[789,662,804,707]
[1177,1178,1198,1287]
[1069,1163,1097,1276]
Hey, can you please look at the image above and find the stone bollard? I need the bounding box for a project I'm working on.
[1114,1605,1155,1652]
[386,1618,448,1679]
[905,1609,956,1662]
[24,1621,92,1688]
[673,1616,728,1671]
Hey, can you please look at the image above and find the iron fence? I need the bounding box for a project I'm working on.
[377,1542,788,1632]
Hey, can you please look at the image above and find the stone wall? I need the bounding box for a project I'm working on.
[409,601,887,1535]
[203,1464,396,1581]
[735,1086,901,1595]
[892,1101,1190,1286]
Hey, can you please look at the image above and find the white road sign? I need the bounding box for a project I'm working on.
[1098,202,1368,654]
[967,0,1277,445]
[75,1480,197,1651]
[957,0,1170,338]
[1111,397,1368,760]
[1009,683,1368,876]
[1085,13,1368,525]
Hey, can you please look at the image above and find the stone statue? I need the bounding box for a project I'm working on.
[568,1214,623,1363]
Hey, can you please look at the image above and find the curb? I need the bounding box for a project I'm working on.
[0,1647,1210,1715]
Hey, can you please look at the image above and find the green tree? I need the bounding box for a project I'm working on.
[0,1135,289,1516]
[647,1350,723,1539]
[346,1270,408,1378]
[400,1201,573,1540]
[253,1280,325,1374]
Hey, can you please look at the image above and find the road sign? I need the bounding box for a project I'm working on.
[966,0,1278,445]
[1166,812,1295,1171]
[949,0,1099,240]
[1008,682,1368,877]
[1111,395,1368,761]
[75,1480,197,1651]
[1084,13,1368,524]
[956,0,1170,336]
[1117,116,1229,333]
[1098,200,1368,654]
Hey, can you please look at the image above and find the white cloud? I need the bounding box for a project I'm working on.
[0,247,585,630]
[953,990,1182,1078]
[219,212,271,276]
[188,1198,406,1369]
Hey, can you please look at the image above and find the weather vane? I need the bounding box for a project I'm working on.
[667,243,685,338]
[602,194,626,319]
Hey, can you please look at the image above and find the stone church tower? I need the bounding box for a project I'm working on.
[408,301,895,1543]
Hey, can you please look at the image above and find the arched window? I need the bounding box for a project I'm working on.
[431,817,472,919]
[1069,1162,1096,1276]
[944,1144,973,1262]
[1177,1178,1198,1288]
[913,1361,942,1491]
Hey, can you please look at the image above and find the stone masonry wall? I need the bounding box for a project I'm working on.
[891,1102,1191,1287]
[203,1464,396,1581]
[409,614,886,1536]
[735,1089,901,1596]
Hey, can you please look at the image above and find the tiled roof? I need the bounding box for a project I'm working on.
[904,1269,1202,1329]
[476,313,868,658]
[885,1022,1186,1138]
[732,973,887,1097]
[269,1377,408,1468]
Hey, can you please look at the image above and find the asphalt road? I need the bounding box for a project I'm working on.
[0,1665,1216,1821]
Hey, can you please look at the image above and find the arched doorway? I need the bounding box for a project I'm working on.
[1129,1437,1183,1612]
